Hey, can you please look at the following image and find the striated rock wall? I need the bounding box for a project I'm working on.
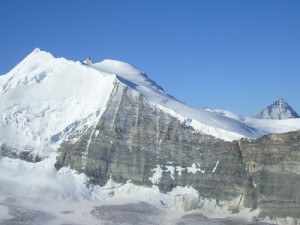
[240,131,300,219]
[54,80,300,221]
[55,80,251,204]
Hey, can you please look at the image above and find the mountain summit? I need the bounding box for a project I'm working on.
[1,48,300,153]
[83,57,94,65]
[257,98,300,120]
[1,49,300,225]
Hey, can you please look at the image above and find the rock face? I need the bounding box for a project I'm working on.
[240,131,300,219]
[257,98,299,120]
[1,144,42,162]
[55,80,253,204]
[55,81,300,222]
[2,50,300,224]
[83,57,94,65]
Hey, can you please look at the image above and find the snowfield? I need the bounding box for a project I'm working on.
[0,155,275,225]
[0,49,116,153]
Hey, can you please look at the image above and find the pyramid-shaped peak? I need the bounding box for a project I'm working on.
[33,47,41,53]
[24,48,54,61]
[3,48,54,77]
[276,98,287,104]
[83,57,94,65]
[29,48,53,57]
[257,98,299,120]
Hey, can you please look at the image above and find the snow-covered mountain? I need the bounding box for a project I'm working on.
[83,57,94,65]
[0,48,256,154]
[204,108,300,135]
[257,98,300,120]
[1,49,300,225]
[1,48,300,155]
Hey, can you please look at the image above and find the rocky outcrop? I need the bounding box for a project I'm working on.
[53,81,300,222]
[240,131,300,219]
[55,80,252,204]
[2,49,300,224]
[1,144,42,162]
[257,98,299,120]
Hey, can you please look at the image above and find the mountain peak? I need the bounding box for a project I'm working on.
[32,47,41,54]
[257,98,300,120]
[83,57,94,65]
[27,48,52,58]
[276,97,286,104]
[21,48,54,65]
[2,48,54,78]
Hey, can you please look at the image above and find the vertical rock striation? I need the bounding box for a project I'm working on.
[55,80,251,202]
[240,131,300,219]
[54,81,300,222]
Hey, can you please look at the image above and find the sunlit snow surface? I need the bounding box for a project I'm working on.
[0,49,115,153]
[0,49,299,224]
[0,156,276,225]
[206,109,300,135]
[1,48,300,153]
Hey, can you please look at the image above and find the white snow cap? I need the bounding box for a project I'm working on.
[257,98,300,120]
[1,48,300,154]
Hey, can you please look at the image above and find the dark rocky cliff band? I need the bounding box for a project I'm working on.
[3,80,298,221]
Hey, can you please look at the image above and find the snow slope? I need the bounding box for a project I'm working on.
[205,108,300,136]
[92,59,262,141]
[1,49,299,225]
[0,49,116,153]
[0,155,265,225]
[1,48,300,154]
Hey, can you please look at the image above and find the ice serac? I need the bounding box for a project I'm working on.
[257,98,300,120]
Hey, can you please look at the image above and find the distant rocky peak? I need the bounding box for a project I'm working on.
[275,98,287,106]
[257,98,300,120]
[32,48,41,54]
[83,57,94,65]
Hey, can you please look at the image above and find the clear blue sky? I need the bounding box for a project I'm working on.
[1,0,299,116]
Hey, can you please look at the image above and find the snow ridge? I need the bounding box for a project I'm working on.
[1,48,300,154]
